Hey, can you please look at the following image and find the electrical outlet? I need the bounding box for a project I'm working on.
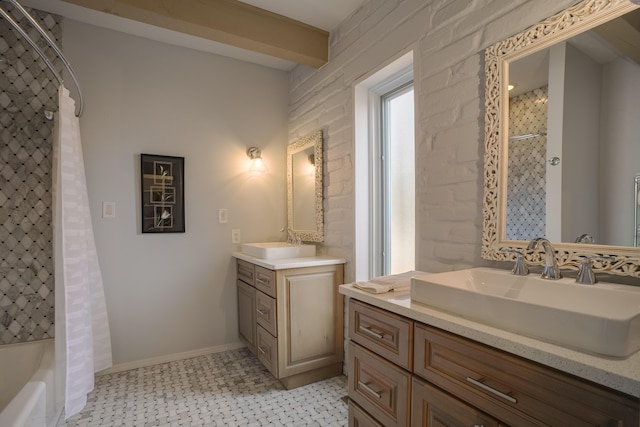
[231,229,241,244]
[218,208,228,223]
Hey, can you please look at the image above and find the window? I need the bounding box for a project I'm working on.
[380,83,415,275]
[354,52,415,280]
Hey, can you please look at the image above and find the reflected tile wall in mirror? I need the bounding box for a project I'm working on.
[506,86,548,241]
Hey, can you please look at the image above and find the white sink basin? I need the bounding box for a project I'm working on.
[411,267,640,358]
[241,242,316,259]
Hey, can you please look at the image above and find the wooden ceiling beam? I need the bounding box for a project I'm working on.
[60,0,329,67]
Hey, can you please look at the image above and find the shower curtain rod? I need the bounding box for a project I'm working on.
[508,132,546,142]
[0,0,84,116]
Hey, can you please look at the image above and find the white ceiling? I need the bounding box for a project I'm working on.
[19,0,367,70]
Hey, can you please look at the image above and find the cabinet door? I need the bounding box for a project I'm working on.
[276,265,344,378]
[412,377,502,427]
[237,280,256,354]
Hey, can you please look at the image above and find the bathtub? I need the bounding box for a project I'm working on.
[0,339,62,427]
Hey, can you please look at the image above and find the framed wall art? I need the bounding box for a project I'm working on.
[140,154,185,233]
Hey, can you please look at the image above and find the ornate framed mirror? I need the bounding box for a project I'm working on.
[483,0,640,277]
[287,130,324,242]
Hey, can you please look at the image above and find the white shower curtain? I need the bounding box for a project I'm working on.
[53,85,112,419]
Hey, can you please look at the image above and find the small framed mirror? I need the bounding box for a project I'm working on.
[287,130,324,242]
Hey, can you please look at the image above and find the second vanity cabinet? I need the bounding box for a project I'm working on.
[236,257,344,389]
[347,299,640,426]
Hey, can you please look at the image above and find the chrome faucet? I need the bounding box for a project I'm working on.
[501,248,529,276]
[576,255,615,285]
[527,237,562,280]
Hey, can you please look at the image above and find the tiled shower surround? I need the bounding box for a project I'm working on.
[0,6,60,344]
[505,86,548,241]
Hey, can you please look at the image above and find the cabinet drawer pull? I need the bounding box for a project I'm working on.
[466,377,517,404]
[257,346,267,355]
[357,380,382,399]
[257,308,268,316]
[358,325,384,340]
[256,278,269,285]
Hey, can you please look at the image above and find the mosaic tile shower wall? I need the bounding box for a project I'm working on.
[0,6,61,344]
[506,86,548,241]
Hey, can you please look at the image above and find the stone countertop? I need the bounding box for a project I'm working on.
[232,252,346,270]
[340,283,640,399]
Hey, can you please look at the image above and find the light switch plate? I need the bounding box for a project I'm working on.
[218,208,228,223]
[232,229,241,244]
[102,202,116,218]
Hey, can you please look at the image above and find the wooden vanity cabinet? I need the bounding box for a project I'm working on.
[346,299,640,427]
[236,259,344,389]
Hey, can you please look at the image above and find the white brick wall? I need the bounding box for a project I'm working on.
[289,0,577,282]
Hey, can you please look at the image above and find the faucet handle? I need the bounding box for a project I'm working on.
[501,249,529,276]
[576,256,615,285]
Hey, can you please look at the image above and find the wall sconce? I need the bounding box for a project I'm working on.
[247,147,267,174]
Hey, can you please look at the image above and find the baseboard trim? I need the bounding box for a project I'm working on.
[97,341,247,376]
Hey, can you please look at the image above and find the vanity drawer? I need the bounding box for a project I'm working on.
[255,290,277,337]
[255,266,276,298]
[348,400,383,427]
[349,300,413,370]
[414,324,640,427]
[237,259,255,285]
[256,325,278,377]
[412,376,502,427]
[348,341,411,427]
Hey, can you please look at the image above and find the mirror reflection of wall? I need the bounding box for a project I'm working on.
[292,147,316,230]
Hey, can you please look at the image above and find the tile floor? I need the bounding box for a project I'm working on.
[58,348,348,427]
